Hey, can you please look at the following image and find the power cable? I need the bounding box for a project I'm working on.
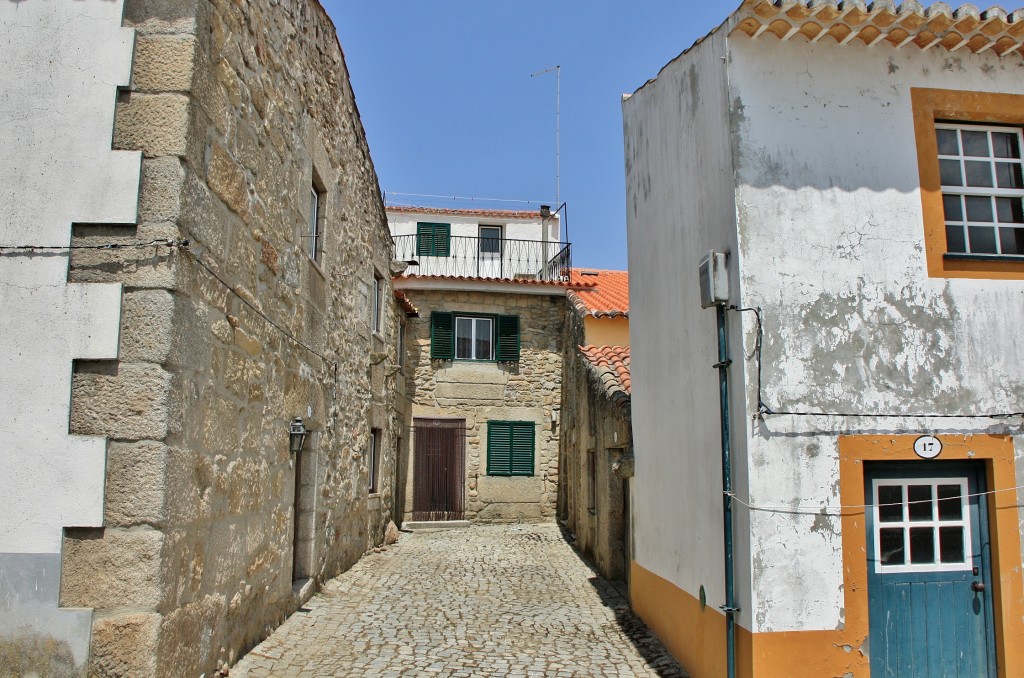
[729,305,1024,420]
[725,484,1024,516]
[0,239,183,253]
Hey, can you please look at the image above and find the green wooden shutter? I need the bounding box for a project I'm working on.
[495,314,520,362]
[416,223,451,257]
[435,223,451,257]
[430,311,454,360]
[510,422,535,476]
[416,222,433,257]
[487,421,512,476]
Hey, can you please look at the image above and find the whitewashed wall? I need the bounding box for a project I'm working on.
[729,35,1024,634]
[0,1,139,670]
[623,28,755,629]
[388,211,562,279]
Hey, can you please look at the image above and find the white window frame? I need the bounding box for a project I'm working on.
[937,122,1024,257]
[309,186,323,263]
[871,477,972,575]
[397,320,406,368]
[368,429,380,494]
[372,273,384,335]
[454,315,493,361]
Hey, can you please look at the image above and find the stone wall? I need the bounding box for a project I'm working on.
[400,289,565,522]
[559,308,632,581]
[59,1,401,675]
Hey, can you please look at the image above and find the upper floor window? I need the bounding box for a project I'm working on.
[372,272,384,334]
[397,320,406,369]
[937,123,1024,258]
[456,316,493,360]
[308,185,324,263]
[911,87,1024,279]
[416,222,451,257]
[429,311,520,362]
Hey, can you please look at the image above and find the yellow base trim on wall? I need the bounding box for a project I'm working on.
[630,563,864,677]
[629,561,748,678]
[631,435,1022,678]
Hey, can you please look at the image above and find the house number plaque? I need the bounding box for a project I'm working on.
[914,435,942,459]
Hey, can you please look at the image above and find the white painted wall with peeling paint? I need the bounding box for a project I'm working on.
[729,34,1024,634]
[625,27,1024,639]
[0,0,139,669]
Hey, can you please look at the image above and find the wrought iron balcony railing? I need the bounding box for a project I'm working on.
[393,234,572,281]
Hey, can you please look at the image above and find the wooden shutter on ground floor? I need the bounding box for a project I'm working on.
[487,420,534,476]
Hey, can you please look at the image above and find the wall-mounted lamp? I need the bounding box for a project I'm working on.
[540,205,551,219]
[289,417,308,454]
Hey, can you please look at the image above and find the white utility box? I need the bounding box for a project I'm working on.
[698,250,729,308]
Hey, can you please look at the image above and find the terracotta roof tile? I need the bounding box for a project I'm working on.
[730,0,1024,58]
[386,205,548,219]
[579,345,631,406]
[394,290,419,317]
[567,269,629,318]
[398,274,595,289]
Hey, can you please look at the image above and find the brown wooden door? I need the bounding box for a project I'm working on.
[412,418,465,521]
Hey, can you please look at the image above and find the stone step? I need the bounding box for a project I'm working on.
[401,520,471,532]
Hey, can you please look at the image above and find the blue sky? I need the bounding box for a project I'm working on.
[322,1,745,270]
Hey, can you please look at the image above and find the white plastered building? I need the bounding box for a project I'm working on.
[623,2,1024,676]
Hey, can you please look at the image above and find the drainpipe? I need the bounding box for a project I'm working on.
[715,303,738,678]
[701,250,736,678]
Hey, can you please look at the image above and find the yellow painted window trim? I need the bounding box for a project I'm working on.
[912,87,1024,280]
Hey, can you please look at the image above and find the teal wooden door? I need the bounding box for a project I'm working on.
[866,462,996,677]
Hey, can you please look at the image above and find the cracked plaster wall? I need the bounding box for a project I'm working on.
[728,35,1024,636]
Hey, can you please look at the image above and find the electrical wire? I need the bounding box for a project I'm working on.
[725,484,1024,516]
[384,191,551,206]
[728,305,1024,420]
[0,239,183,253]
[181,243,338,369]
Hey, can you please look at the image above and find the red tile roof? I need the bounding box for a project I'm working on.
[568,269,629,318]
[579,345,631,406]
[397,274,595,289]
[394,290,419,317]
[386,205,547,219]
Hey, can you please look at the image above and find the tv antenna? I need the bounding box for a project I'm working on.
[531,65,560,208]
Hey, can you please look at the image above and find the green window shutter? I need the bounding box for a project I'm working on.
[510,422,535,476]
[495,314,520,362]
[430,311,454,360]
[416,222,433,257]
[416,223,451,257]
[435,223,451,257]
[487,421,512,476]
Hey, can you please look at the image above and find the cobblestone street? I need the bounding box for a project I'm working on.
[231,524,686,677]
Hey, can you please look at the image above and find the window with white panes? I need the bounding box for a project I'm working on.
[368,429,380,493]
[455,316,493,361]
[872,477,972,574]
[372,273,384,334]
[308,186,324,263]
[936,123,1024,257]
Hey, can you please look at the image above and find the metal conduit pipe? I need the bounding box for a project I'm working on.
[715,303,738,678]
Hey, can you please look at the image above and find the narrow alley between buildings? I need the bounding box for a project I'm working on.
[231,524,686,677]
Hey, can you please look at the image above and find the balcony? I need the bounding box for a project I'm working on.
[393,234,572,281]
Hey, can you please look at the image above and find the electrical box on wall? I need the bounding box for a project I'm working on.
[699,250,729,308]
